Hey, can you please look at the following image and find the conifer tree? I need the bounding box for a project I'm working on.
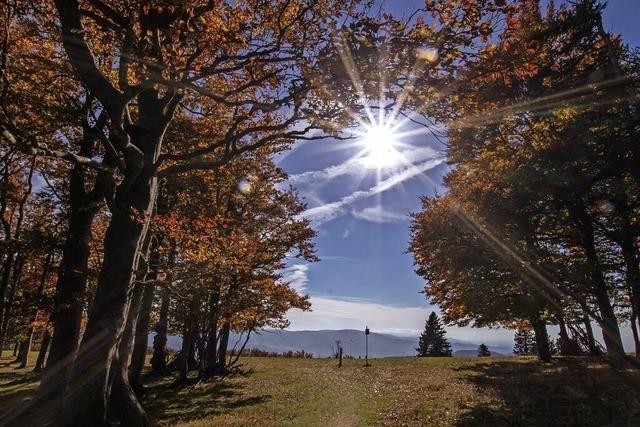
[477,343,491,357]
[416,312,452,357]
[513,329,536,355]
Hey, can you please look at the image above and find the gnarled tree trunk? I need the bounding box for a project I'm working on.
[110,278,150,426]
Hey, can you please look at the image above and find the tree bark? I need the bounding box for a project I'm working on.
[216,322,231,374]
[0,254,14,357]
[568,200,625,361]
[557,316,571,355]
[629,310,640,359]
[0,160,34,356]
[40,143,103,400]
[203,289,219,377]
[65,186,156,426]
[34,330,51,372]
[583,312,600,356]
[129,281,155,393]
[17,328,34,368]
[531,315,551,363]
[0,253,24,353]
[178,298,198,382]
[110,278,150,426]
[150,287,170,376]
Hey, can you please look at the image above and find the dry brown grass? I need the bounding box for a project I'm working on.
[2,354,639,426]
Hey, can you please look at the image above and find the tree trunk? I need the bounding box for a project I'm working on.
[12,340,19,357]
[34,330,51,372]
[568,200,625,361]
[40,165,100,400]
[531,316,551,363]
[557,316,571,356]
[178,301,197,382]
[17,328,34,368]
[150,287,170,376]
[0,253,24,353]
[129,282,155,394]
[630,311,640,359]
[65,185,156,426]
[583,312,600,356]
[110,278,150,426]
[0,254,14,358]
[188,333,198,371]
[216,322,231,374]
[203,290,219,377]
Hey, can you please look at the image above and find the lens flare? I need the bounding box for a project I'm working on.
[236,179,253,195]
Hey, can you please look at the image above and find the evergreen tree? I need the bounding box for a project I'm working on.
[513,328,536,355]
[477,343,491,357]
[416,312,452,357]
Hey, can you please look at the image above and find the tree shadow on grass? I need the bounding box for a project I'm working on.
[454,357,640,427]
[142,372,270,424]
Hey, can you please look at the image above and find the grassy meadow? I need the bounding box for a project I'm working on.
[1,353,639,426]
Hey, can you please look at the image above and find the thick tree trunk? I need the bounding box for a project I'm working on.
[216,322,231,373]
[110,278,150,426]
[65,185,156,426]
[129,282,155,393]
[34,330,51,372]
[568,201,625,361]
[40,167,100,400]
[150,287,170,375]
[531,316,551,363]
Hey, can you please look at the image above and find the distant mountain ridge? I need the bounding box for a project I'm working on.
[155,329,512,358]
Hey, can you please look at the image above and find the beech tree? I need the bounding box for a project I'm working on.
[28,1,377,424]
[408,0,640,364]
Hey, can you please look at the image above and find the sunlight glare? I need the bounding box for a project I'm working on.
[359,124,401,168]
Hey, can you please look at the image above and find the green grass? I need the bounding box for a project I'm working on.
[2,353,640,426]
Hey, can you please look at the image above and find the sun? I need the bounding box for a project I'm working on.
[359,123,401,168]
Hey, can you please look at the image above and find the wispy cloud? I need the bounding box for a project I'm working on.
[301,157,445,226]
[288,146,439,185]
[352,205,407,224]
[281,264,310,293]
[286,295,514,345]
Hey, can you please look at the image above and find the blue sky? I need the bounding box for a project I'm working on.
[278,1,640,349]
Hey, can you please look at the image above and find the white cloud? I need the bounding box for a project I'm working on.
[352,205,407,224]
[301,157,445,226]
[288,146,439,185]
[281,264,310,293]
[286,295,514,345]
